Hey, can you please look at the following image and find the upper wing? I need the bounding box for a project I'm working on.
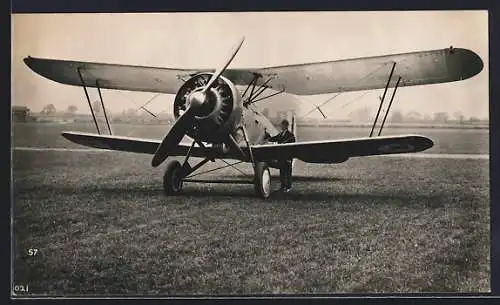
[23,56,259,95]
[23,56,206,94]
[24,47,483,96]
[61,132,433,164]
[250,47,484,95]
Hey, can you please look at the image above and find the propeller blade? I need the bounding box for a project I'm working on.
[202,36,245,93]
[151,107,195,167]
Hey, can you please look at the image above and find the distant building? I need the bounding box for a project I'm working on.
[433,112,449,123]
[12,106,31,122]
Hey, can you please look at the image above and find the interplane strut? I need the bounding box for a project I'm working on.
[77,67,101,134]
[77,67,113,135]
[369,62,403,137]
[378,76,402,136]
[96,80,113,135]
[370,62,396,137]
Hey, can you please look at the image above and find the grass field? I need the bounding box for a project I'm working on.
[12,123,490,295]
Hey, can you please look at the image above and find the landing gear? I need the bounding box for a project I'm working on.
[161,158,272,198]
[160,126,274,198]
[163,160,184,195]
[254,162,272,199]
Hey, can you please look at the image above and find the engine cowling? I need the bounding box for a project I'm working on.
[173,73,242,144]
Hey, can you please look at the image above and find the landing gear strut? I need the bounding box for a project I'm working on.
[229,126,273,199]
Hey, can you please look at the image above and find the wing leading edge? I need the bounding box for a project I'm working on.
[61,131,433,163]
[24,47,483,95]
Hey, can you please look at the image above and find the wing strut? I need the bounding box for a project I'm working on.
[139,93,161,119]
[242,73,260,100]
[249,88,285,104]
[77,67,101,134]
[377,76,401,136]
[315,105,327,119]
[301,61,395,120]
[96,80,113,135]
[370,62,396,137]
[242,73,285,107]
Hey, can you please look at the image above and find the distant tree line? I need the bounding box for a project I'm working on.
[40,104,79,115]
[32,102,174,124]
[346,107,486,124]
[35,103,486,125]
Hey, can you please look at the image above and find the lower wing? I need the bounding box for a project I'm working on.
[61,132,433,163]
[252,135,433,163]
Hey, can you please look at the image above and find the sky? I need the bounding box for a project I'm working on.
[11,11,489,120]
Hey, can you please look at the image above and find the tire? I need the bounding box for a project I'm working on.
[163,160,184,195]
[254,162,272,199]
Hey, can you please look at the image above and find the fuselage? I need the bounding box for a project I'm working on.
[239,107,279,145]
[237,89,299,146]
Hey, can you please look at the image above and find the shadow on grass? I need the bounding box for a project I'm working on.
[229,174,358,182]
[170,188,444,208]
[15,185,159,197]
[17,182,444,207]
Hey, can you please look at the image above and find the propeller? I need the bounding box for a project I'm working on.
[202,36,245,93]
[151,37,245,167]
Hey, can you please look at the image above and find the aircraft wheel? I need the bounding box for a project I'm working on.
[163,160,184,195]
[254,162,271,199]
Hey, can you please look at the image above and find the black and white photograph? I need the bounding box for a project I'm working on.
[12,11,489,295]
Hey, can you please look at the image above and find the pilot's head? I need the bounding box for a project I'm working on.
[280,119,289,131]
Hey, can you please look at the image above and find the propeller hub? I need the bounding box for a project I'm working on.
[187,91,206,110]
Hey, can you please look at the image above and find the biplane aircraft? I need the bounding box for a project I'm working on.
[23,37,483,198]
